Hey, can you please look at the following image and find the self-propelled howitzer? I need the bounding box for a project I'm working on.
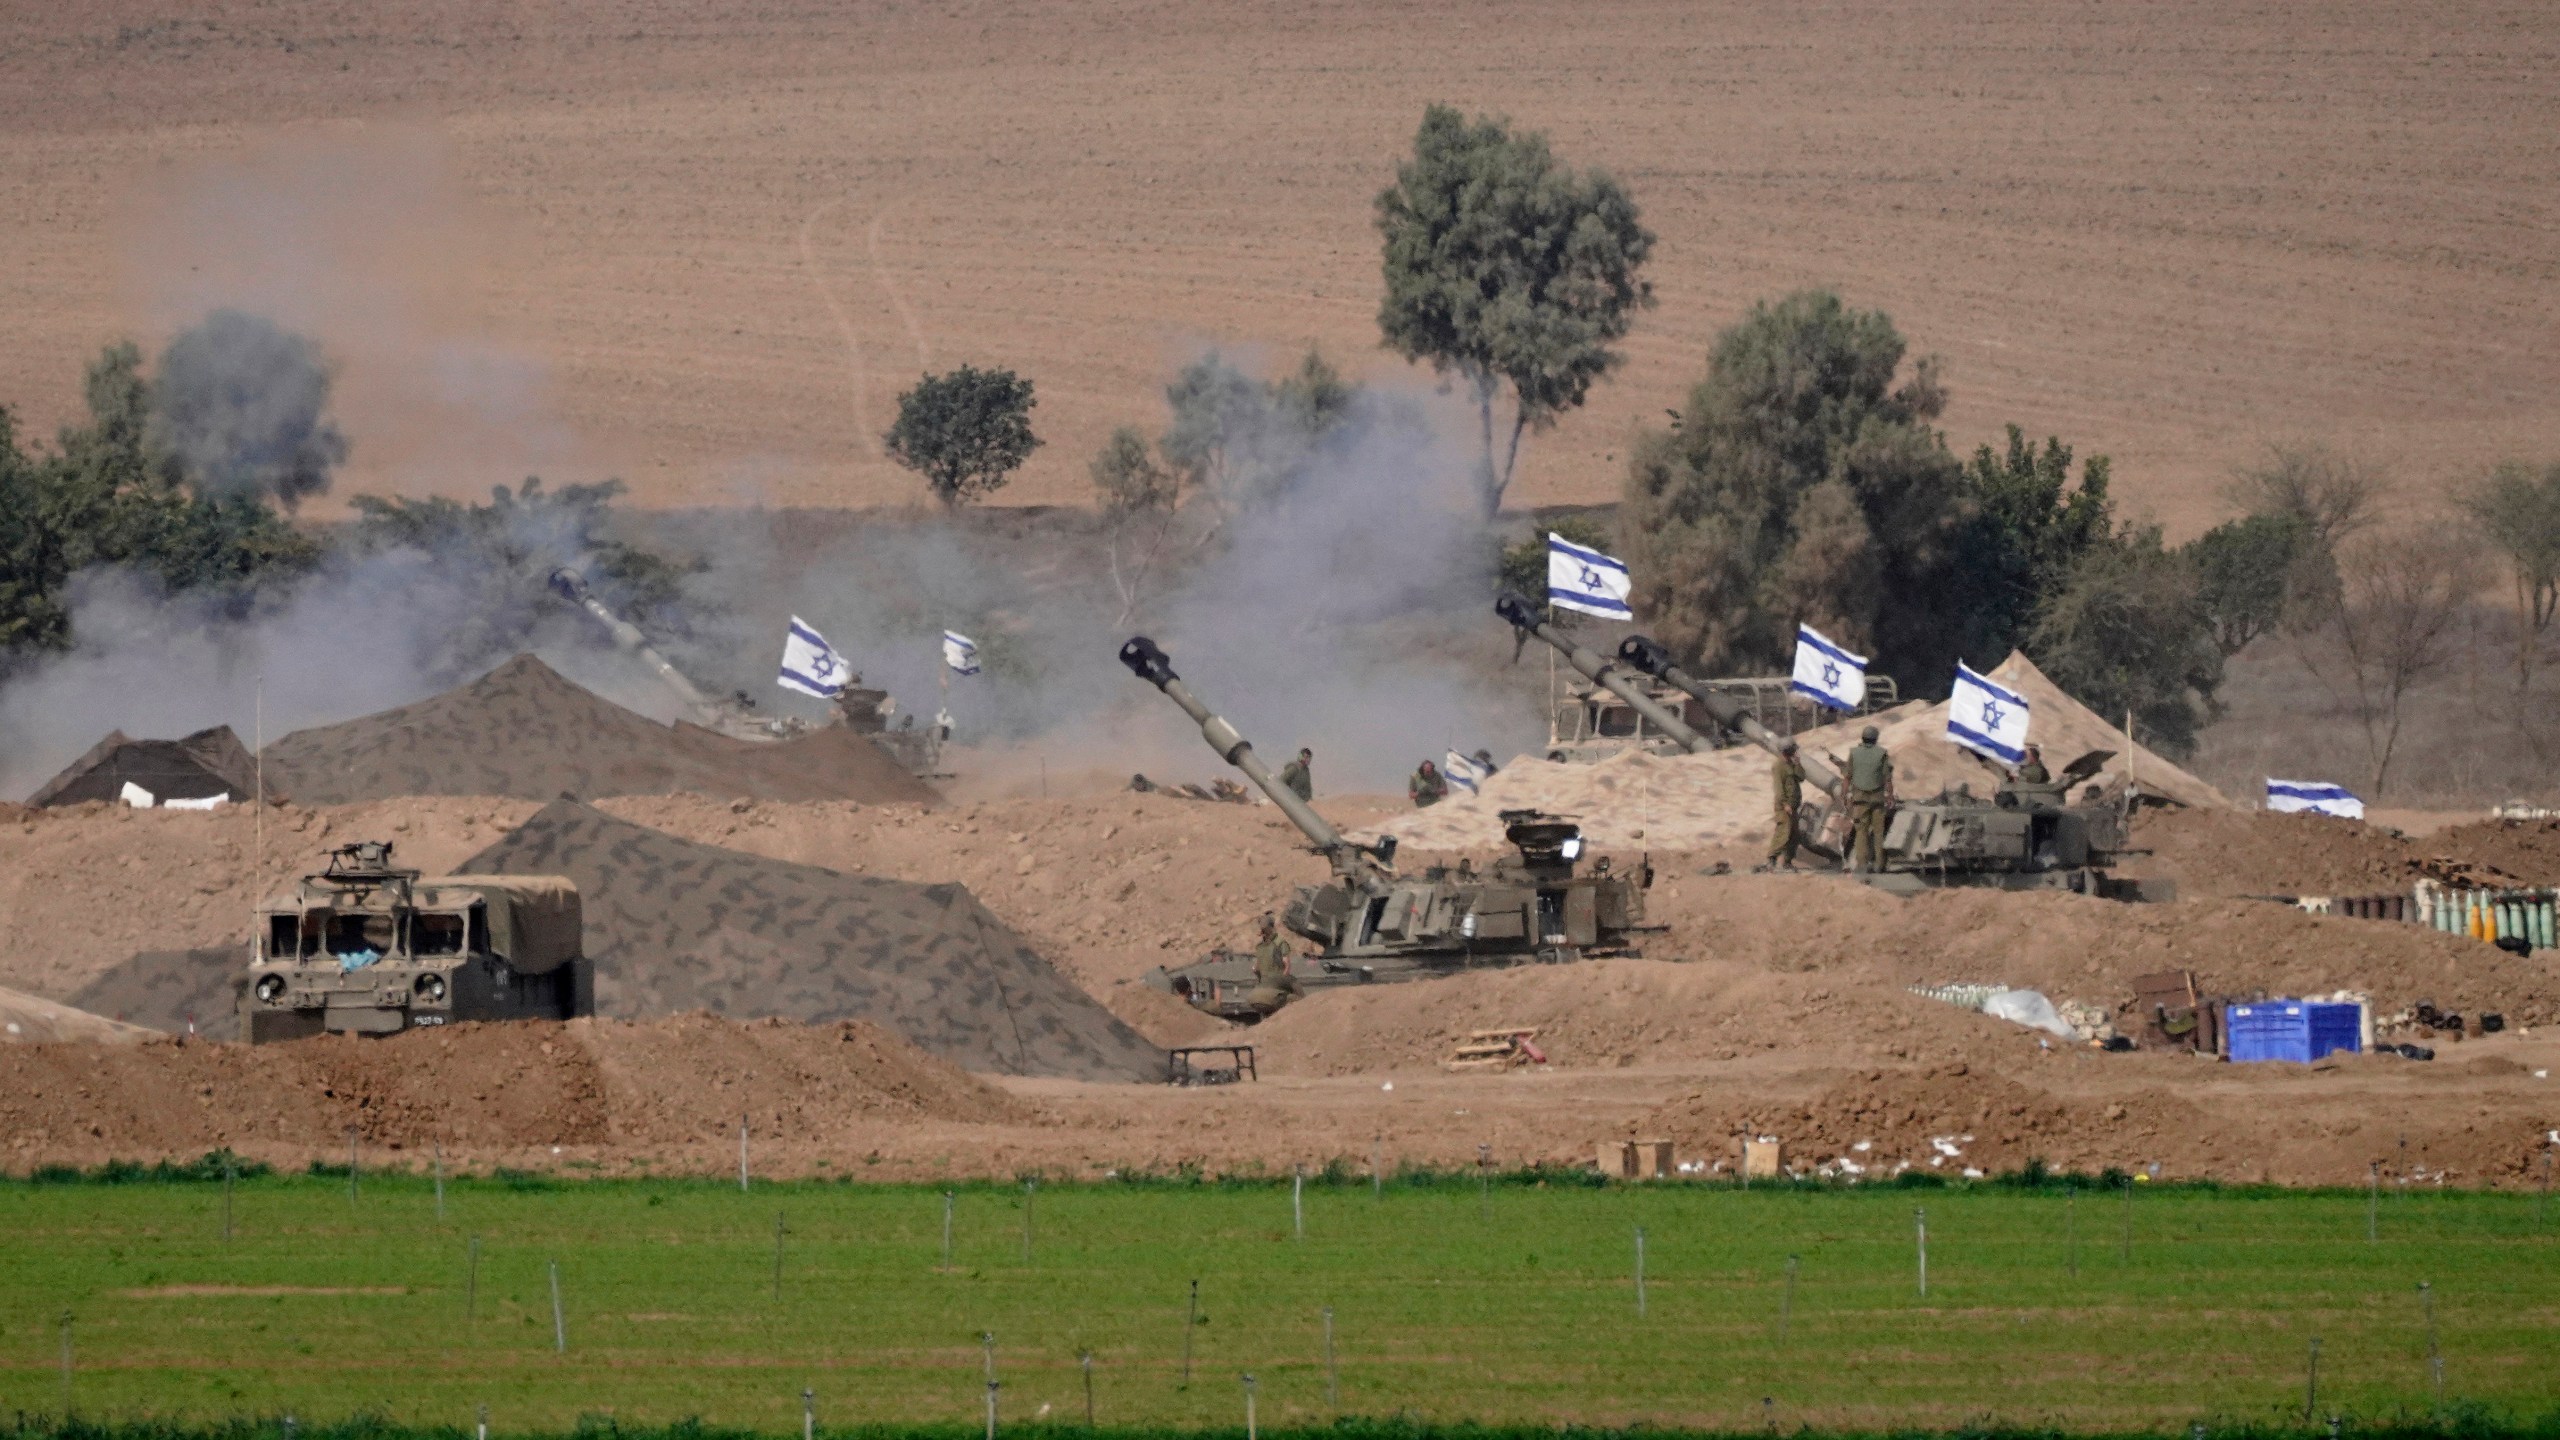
[1492,593,1719,754]
[1118,636,1654,1020]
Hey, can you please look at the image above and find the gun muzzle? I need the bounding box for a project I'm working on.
[1617,635,1674,677]
[1494,592,1542,630]
[1118,636,1176,687]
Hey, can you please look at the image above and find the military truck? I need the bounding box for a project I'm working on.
[1119,636,1654,1020]
[242,842,592,1043]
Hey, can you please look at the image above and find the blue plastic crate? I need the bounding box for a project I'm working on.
[2226,1001,2362,1063]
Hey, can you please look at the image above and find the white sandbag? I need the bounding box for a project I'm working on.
[1983,988,2078,1039]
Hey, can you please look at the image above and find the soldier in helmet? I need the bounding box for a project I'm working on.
[1279,747,1315,802]
[1409,759,1447,808]
[1844,723,1895,873]
[2015,743,2049,786]
[1762,737,1806,871]
[1248,911,1300,1013]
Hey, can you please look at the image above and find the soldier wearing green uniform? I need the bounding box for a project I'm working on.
[1409,760,1447,808]
[1279,747,1314,802]
[1764,738,1806,871]
[1248,911,1299,1013]
[1845,724,1894,873]
[2014,744,2048,786]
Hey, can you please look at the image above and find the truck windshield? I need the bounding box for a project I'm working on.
[415,913,465,955]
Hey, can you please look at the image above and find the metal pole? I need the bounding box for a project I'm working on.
[802,1387,815,1440]
[1372,1139,1383,1199]
[1778,1255,1798,1341]
[477,1403,488,1440]
[942,1191,955,1270]
[1022,1179,1035,1263]
[467,1235,480,1322]
[1242,1374,1257,1440]
[1914,1208,1928,1297]
[435,1143,446,1222]
[983,1380,998,1440]
[1634,1226,1648,1316]
[2304,1336,2322,1422]
[774,1211,787,1303]
[1322,1306,1337,1409]
[981,1330,999,1440]
[549,1259,565,1352]
[1293,1168,1304,1241]
[1081,1351,1095,1427]
[2422,1281,2442,1402]
[739,1117,750,1193]
[1181,1280,1198,1384]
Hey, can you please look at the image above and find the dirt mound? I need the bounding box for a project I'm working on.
[71,948,243,1041]
[2131,808,2560,901]
[1371,652,2229,852]
[27,726,259,808]
[2422,818,2560,887]
[0,1015,1022,1162]
[0,986,157,1045]
[457,799,1166,1082]
[259,654,937,807]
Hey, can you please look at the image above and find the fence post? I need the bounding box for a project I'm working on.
[739,1116,750,1193]
[549,1259,566,1352]
[1634,1226,1648,1316]
[1292,1167,1304,1241]
[1323,1305,1337,1410]
[1181,1280,1199,1385]
[2303,1336,2321,1422]
[1242,1373,1258,1440]
[1081,1350,1095,1427]
[1778,1254,1798,1341]
[477,1403,489,1440]
[2421,1280,2443,1402]
[1022,1179,1035,1263]
[802,1387,815,1440]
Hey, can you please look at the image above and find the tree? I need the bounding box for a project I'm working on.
[150,310,347,512]
[883,365,1040,507]
[1952,425,2117,663]
[1376,104,1655,515]
[2026,533,2222,756]
[1089,427,1180,624]
[2460,460,2560,692]
[1159,348,1363,526]
[2228,443,2383,620]
[2289,521,2486,795]
[1619,290,1965,681]
[2182,512,2310,657]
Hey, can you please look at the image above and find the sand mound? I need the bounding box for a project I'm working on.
[1370,652,2229,852]
[457,799,1165,1082]
[71,948,242,1041]
[27,726,259,808]
[0,1014,1022,1159]
[0,986,157,1044]
[259,654,937,807]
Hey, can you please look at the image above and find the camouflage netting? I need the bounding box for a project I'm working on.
[27,726,259,807]
[71,947,243,1041]
[259,654,938,807]
[457,799,1166,1083]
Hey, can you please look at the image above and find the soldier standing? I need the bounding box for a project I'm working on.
[1409,759,1447,808]
[1279,747,1315,802]
[1249,911,1299,1012]
[2015,743,2049,786]
[1844,723,1895,873]
[1764,738,1806,871]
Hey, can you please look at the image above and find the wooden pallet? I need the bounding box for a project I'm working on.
[1444,1027,1546,1072]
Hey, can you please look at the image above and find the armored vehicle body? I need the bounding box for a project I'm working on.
[1119,636,1652,1020]
[243,842,592,1043]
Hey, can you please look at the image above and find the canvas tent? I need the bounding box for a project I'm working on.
[27,727,260,808]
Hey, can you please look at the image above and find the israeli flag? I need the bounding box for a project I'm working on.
[942,630,982,676]
[1790,624,1868,712]
[777,617,853,700]
[1443,750,1490,795]
[2267,779,2364,820]
[1547,533,1633,619]
[1947,662,2030,765]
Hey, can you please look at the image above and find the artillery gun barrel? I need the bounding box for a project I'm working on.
[1492,593,1717,754]
[1118,637,1382,878]
[1615,636,1844,800]
[548,568,718,718]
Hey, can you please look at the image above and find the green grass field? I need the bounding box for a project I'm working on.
[2,1165,2554,1436]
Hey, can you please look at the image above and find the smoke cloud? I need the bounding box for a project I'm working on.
[151,310,348,510]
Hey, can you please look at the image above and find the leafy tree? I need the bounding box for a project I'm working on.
[2182,512,2310,657]
[0,409,68,653]
[2228,443,2382,620]
[2026,533,2222,756]
[1159,348,1362,523]
[1952,425,2117,662]
[1619,290,1965,682]
[883,365,1040,507]
[348,476,698,623]
[1090,426,1181,624]
[1496,512,1614,608]
[2460,460,2560,691]
[2288,522,2486,794]
[1376,104,1655,515]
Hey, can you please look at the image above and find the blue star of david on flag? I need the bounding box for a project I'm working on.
[1790,625,1868,712]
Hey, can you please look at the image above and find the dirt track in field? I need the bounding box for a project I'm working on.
[2,1,2555,528]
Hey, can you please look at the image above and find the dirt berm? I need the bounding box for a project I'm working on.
[456,798,1166,1082]
[259,654,937,807]
[0,1015,1026,1164]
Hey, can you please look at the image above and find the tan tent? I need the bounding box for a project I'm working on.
[0,985,159,1044]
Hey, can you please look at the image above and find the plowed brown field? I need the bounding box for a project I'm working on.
[3,1,2555,526]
